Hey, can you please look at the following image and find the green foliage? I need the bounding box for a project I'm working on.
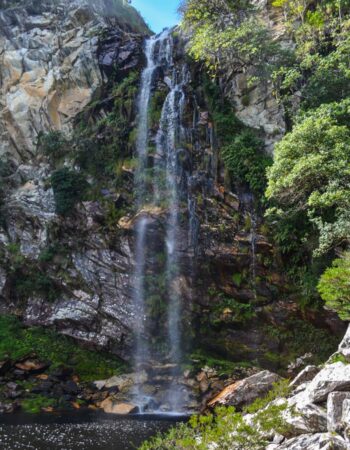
[318,252,350,320]
[37,131,68,161]
[222,130,272,196]
[189,349,253,376]
[266,99,350,257]
[211,293,256,325]
[21,396,56,414]
[243,379,291,414]
[264,319,339,365]
[51,168,88,216]
[271,1,350,115]
[0,315,127,381]
[74,71,139,183]
[181,0,288,79]
[203,78,271,199]
[13,270,59,302]
[329,352,349,364]
[140,401,291,450]
[149,89,168,128]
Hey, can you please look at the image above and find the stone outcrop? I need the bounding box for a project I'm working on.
[208,370,280,410]
[0,0,147,159]
[0,0,148,357]
[262,325,350,448]
[0,0,342,374]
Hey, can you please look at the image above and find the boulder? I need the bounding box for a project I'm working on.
[306,363,350,403]
[94,371,148,392]
[327,392,350,432]
[208,370,280,410]
[100,398,138,415]
[284,400,327,434]
[290,366,320,388]
[274,432,349,449]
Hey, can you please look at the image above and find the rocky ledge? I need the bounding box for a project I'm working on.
[198,324,350,449]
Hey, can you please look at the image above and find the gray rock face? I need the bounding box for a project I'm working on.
[327,392,350,433]
[0,1,148,358]
[307,363,350,403]
[284,400,327,435]
[272,433,349,450]
[290,365,320,388]
[0,0,146,159]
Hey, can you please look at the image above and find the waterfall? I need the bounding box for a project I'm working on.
[132,29,193,413]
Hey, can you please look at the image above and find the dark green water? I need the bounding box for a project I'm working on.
[0,412,183,450]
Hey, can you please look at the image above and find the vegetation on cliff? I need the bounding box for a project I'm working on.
[139,0,350,447]
[183,0,350,316]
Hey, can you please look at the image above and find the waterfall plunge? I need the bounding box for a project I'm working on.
[132,30,192,413]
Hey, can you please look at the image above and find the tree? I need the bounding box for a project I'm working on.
[318,252,350,320]
[266,98,350,256]
[181,0,286,79]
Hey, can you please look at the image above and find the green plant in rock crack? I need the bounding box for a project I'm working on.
[210,293,256,325]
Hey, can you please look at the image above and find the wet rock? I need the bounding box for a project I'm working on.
[208,370,280,410]
[100,398,138,415]
[49,366,74,381]
[0,360,12,375]
[62,381,79,395]
[31,381,54,395]
[94,372,148,392]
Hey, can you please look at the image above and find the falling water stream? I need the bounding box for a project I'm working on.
[132,29,192,413]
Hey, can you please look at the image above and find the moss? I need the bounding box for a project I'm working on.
[329,353,349,364]
[21,396,56,414]
[0,316,127,381]
[232,273,242,287]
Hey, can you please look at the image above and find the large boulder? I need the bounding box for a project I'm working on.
[306,363,350,403]
[208,370,280,410]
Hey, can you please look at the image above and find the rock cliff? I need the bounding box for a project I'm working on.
[0,0,343,376]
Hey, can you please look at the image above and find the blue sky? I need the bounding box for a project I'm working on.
[131,0,180,32]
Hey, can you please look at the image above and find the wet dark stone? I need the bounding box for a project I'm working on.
[0,360,12,376]
[63,381,79,395]
[50,366,74,381]
[31,381,54,394]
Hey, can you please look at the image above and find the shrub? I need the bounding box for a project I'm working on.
[318,252,350,321]
[222,130,272,196]
[51,168,88,216]
[37,130,68,160]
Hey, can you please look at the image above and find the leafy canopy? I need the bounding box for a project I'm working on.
[266,98,350,256]
[318,252,350,320]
